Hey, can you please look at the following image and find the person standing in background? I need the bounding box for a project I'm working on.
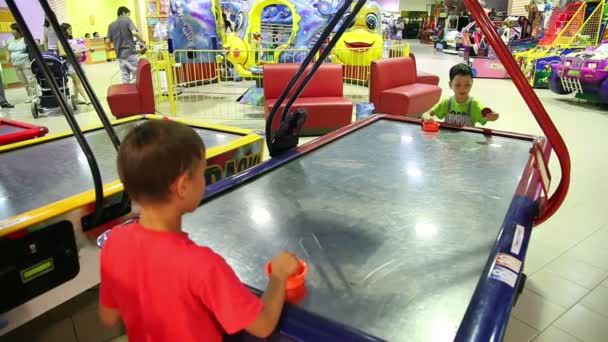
[106,6,146,83]
[59,23,90,105]
[0,81,15,108]
[43,18,59,53]
[7,23,38,104]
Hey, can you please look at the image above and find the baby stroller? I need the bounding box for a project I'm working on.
[30,52,78,118]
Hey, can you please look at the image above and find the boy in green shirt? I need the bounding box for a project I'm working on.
[426,63,499,127]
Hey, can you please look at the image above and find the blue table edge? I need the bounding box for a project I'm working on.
[98,115,550,342]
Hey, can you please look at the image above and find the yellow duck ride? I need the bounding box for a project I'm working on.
[331,1,383,83]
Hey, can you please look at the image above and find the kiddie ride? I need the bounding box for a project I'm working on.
[220,1,301,105]
[462,20,508,78]
[549,41,608,103]
[223,0,404,92]
[465,17,537,79]
[330,1,394,83]
[220,0,398,103]
[515,0,607,88]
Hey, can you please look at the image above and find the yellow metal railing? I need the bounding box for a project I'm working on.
[145,45,177,116]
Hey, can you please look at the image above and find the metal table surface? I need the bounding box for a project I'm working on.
[0,119,242,222]
[183,120,534,342]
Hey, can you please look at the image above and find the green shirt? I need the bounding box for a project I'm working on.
[431,96,487,126]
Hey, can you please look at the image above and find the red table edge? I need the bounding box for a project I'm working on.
[0,118,48,145]
[464,0,571,226]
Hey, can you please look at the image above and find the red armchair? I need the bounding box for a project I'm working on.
[410,53,441,85]
[369,56,442,117]
[264,63,353,136]
[107,58,155,118]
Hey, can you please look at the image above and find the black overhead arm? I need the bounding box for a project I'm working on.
[264,0,369,154]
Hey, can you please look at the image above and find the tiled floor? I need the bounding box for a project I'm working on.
[3,41,608,341]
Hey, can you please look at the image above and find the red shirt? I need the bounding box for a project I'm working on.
[100,222,263,342]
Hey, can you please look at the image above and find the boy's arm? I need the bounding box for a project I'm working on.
[245,274,288,337]
[246,251,299,337]
[98,304,121,327]
[472,99,499,125]
[429,98,448,120]
[98,243,122,327]
[193,251,265,335]
[194,250,298,338]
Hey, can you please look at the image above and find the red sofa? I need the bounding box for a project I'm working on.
[410,53,441,86]
[264,63,353,136]
[107,58,155,118]
[369,56,442,117]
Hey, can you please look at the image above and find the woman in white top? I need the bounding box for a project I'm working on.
[44,18,59,53]
[7,23,37,103]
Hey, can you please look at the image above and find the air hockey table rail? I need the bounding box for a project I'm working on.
[101,114,553,342]
[0,118,48,146]
[0,114,263,236]
[0,115,264,334]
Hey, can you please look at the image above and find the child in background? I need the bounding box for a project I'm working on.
[99,120,300,342]
[58,23,90,105]
[426,63,499,127]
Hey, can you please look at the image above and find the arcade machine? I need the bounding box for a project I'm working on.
[433,7,449,49]
[96,0,571,341]
[0,0,263,336]
[420,3,438,44]
[515,0,606,88]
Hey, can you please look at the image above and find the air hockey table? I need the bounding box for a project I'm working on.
[115,115,551,341]
[0,118,48,146]
[0,114,263,334]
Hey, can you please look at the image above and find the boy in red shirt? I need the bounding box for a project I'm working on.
[99,120,300,341]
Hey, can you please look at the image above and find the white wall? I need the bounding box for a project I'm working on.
[400,0,433,12]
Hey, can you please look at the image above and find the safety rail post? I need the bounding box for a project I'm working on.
[37,0,121,151]
[264,0,357,151]
[7,0,107,226]
[273,0,370,135]
[463,0,571,225]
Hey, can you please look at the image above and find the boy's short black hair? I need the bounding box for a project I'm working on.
[117,120,206,203]
[117,6,131,17]
[10,23,20,33]
[449,63,474,82]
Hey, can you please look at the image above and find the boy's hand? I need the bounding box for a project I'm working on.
[482,108,499,121]
[486,112,499,121]
[270,251,299,281]
[422,112,435,122]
